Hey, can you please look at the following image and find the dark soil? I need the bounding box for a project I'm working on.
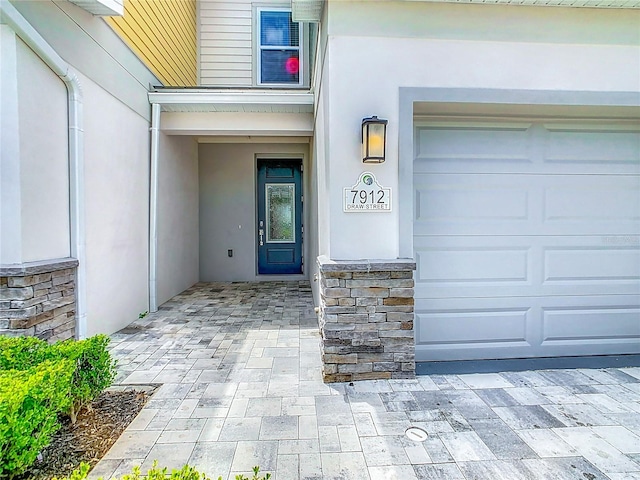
[17,389,153,480]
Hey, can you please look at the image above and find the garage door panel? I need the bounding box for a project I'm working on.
[415,123,532,167]
[414,174,640,236]
[544,125,640,167]
[415,123,640,175]
[542,306,640,346]
[543,246,640,284]
[415,297,539,361]
[415,296,640,361]
[543,177,640,227]
[413,119,640,362]
[415,236,640,298]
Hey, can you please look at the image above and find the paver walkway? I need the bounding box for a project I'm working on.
[91,282,640,480]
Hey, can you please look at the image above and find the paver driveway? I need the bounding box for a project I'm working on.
[91,281,640,480]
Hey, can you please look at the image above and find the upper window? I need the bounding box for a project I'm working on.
[256,8,302,86]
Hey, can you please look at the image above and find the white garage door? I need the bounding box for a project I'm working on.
[413,120,640,362]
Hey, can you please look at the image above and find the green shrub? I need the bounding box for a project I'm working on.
[55,335,117,423]
[0,360,74,479]
[0,335,117,423]
[53,462,272,480]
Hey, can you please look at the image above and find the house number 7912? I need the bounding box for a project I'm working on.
[351,189,386,204]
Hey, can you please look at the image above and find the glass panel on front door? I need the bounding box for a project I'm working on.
[266,184,295,243]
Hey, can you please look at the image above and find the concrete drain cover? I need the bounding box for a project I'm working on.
[405,426,428,442]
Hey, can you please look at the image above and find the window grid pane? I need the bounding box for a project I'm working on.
[258,9,301,85]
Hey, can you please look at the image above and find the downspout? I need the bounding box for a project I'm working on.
[0,0,87,338]
[149,102,160,312]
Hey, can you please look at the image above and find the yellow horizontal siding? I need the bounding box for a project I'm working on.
[106,0,197,86]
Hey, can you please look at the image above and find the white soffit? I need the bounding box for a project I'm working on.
[68,0,123,16]
[416,0,640,7]
[148,90,314,114]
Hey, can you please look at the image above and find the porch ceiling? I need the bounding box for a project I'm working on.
[148,89,314,114]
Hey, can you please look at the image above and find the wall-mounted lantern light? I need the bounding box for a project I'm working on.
[361,116,388,164]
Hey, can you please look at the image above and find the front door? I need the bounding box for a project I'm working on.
[257,159,303,274]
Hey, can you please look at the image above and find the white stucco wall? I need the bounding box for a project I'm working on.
[156,134,199,305]
[82,71,150,336]
[16,38,70,263]
[1,26,23,265]
[199,142,311,282]
[322,1,640,260]
[6,0,161,336]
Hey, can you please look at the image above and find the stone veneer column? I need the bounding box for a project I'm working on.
[317,255,417,383]
[0,258,79,342]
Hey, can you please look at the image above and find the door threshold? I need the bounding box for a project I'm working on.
[416,354,640,375]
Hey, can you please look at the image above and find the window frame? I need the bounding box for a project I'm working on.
[255,6,305,88]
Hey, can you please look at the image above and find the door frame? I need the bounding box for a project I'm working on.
[254,153,306,278]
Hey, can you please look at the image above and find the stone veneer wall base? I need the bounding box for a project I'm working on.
[0,258,79,342]
[317,255,417,383]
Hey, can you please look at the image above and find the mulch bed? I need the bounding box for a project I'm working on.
[17,389,153,480]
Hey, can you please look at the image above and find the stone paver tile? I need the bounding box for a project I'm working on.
[245,357,273,369]
[457,373,515,390]
[474,388,520,407]
[421,436,454,463]
[520,457,610,480]
[219,417,262,441]
[318,426,341,453]
[350,380,393,393]
[553,427,640,473]
[173,398,198,418]
[279,439,319,455]
[388,379,424,392]
[152,383,192,400]
[538,369,596,386]
[353,412,378,437]
[299,414,319,439]
[505,387,550,406]
[197,416,224,442]
[591,426,640,454]
[413,463,465,480]
[246,397,282,417]
[126,408,158,430]
[267,381,299,397]
[86,459,122,480]
[157,427,203,444]
[541,403,615,427]
[299,453,322,479]
[446,390,498,420]
[321,452,370,480]
[230,440,278,473]
[102,430,161,460]
[417,375,440,391]
[609,474,640,480]
[439,431,496,462]
[153,370,189,383]
[493,405,566,430]
[122,370,160,384]
[337,425,362,452]
[140,442,195,471]
[534,386,584,404]
[369,465,418,480]
[108,458,146,479]
[228,398,250,418]
[576,393,636,414]
[347,392,386,414]
[404,441,432,464]
[275,454,299,479]
[260,415,298,440]
[469,418,537,459]
[500,371,557,388]
[516,429,578,457]
[458,460,533,480]
[282,396,316,416]
[189,441,236,478]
